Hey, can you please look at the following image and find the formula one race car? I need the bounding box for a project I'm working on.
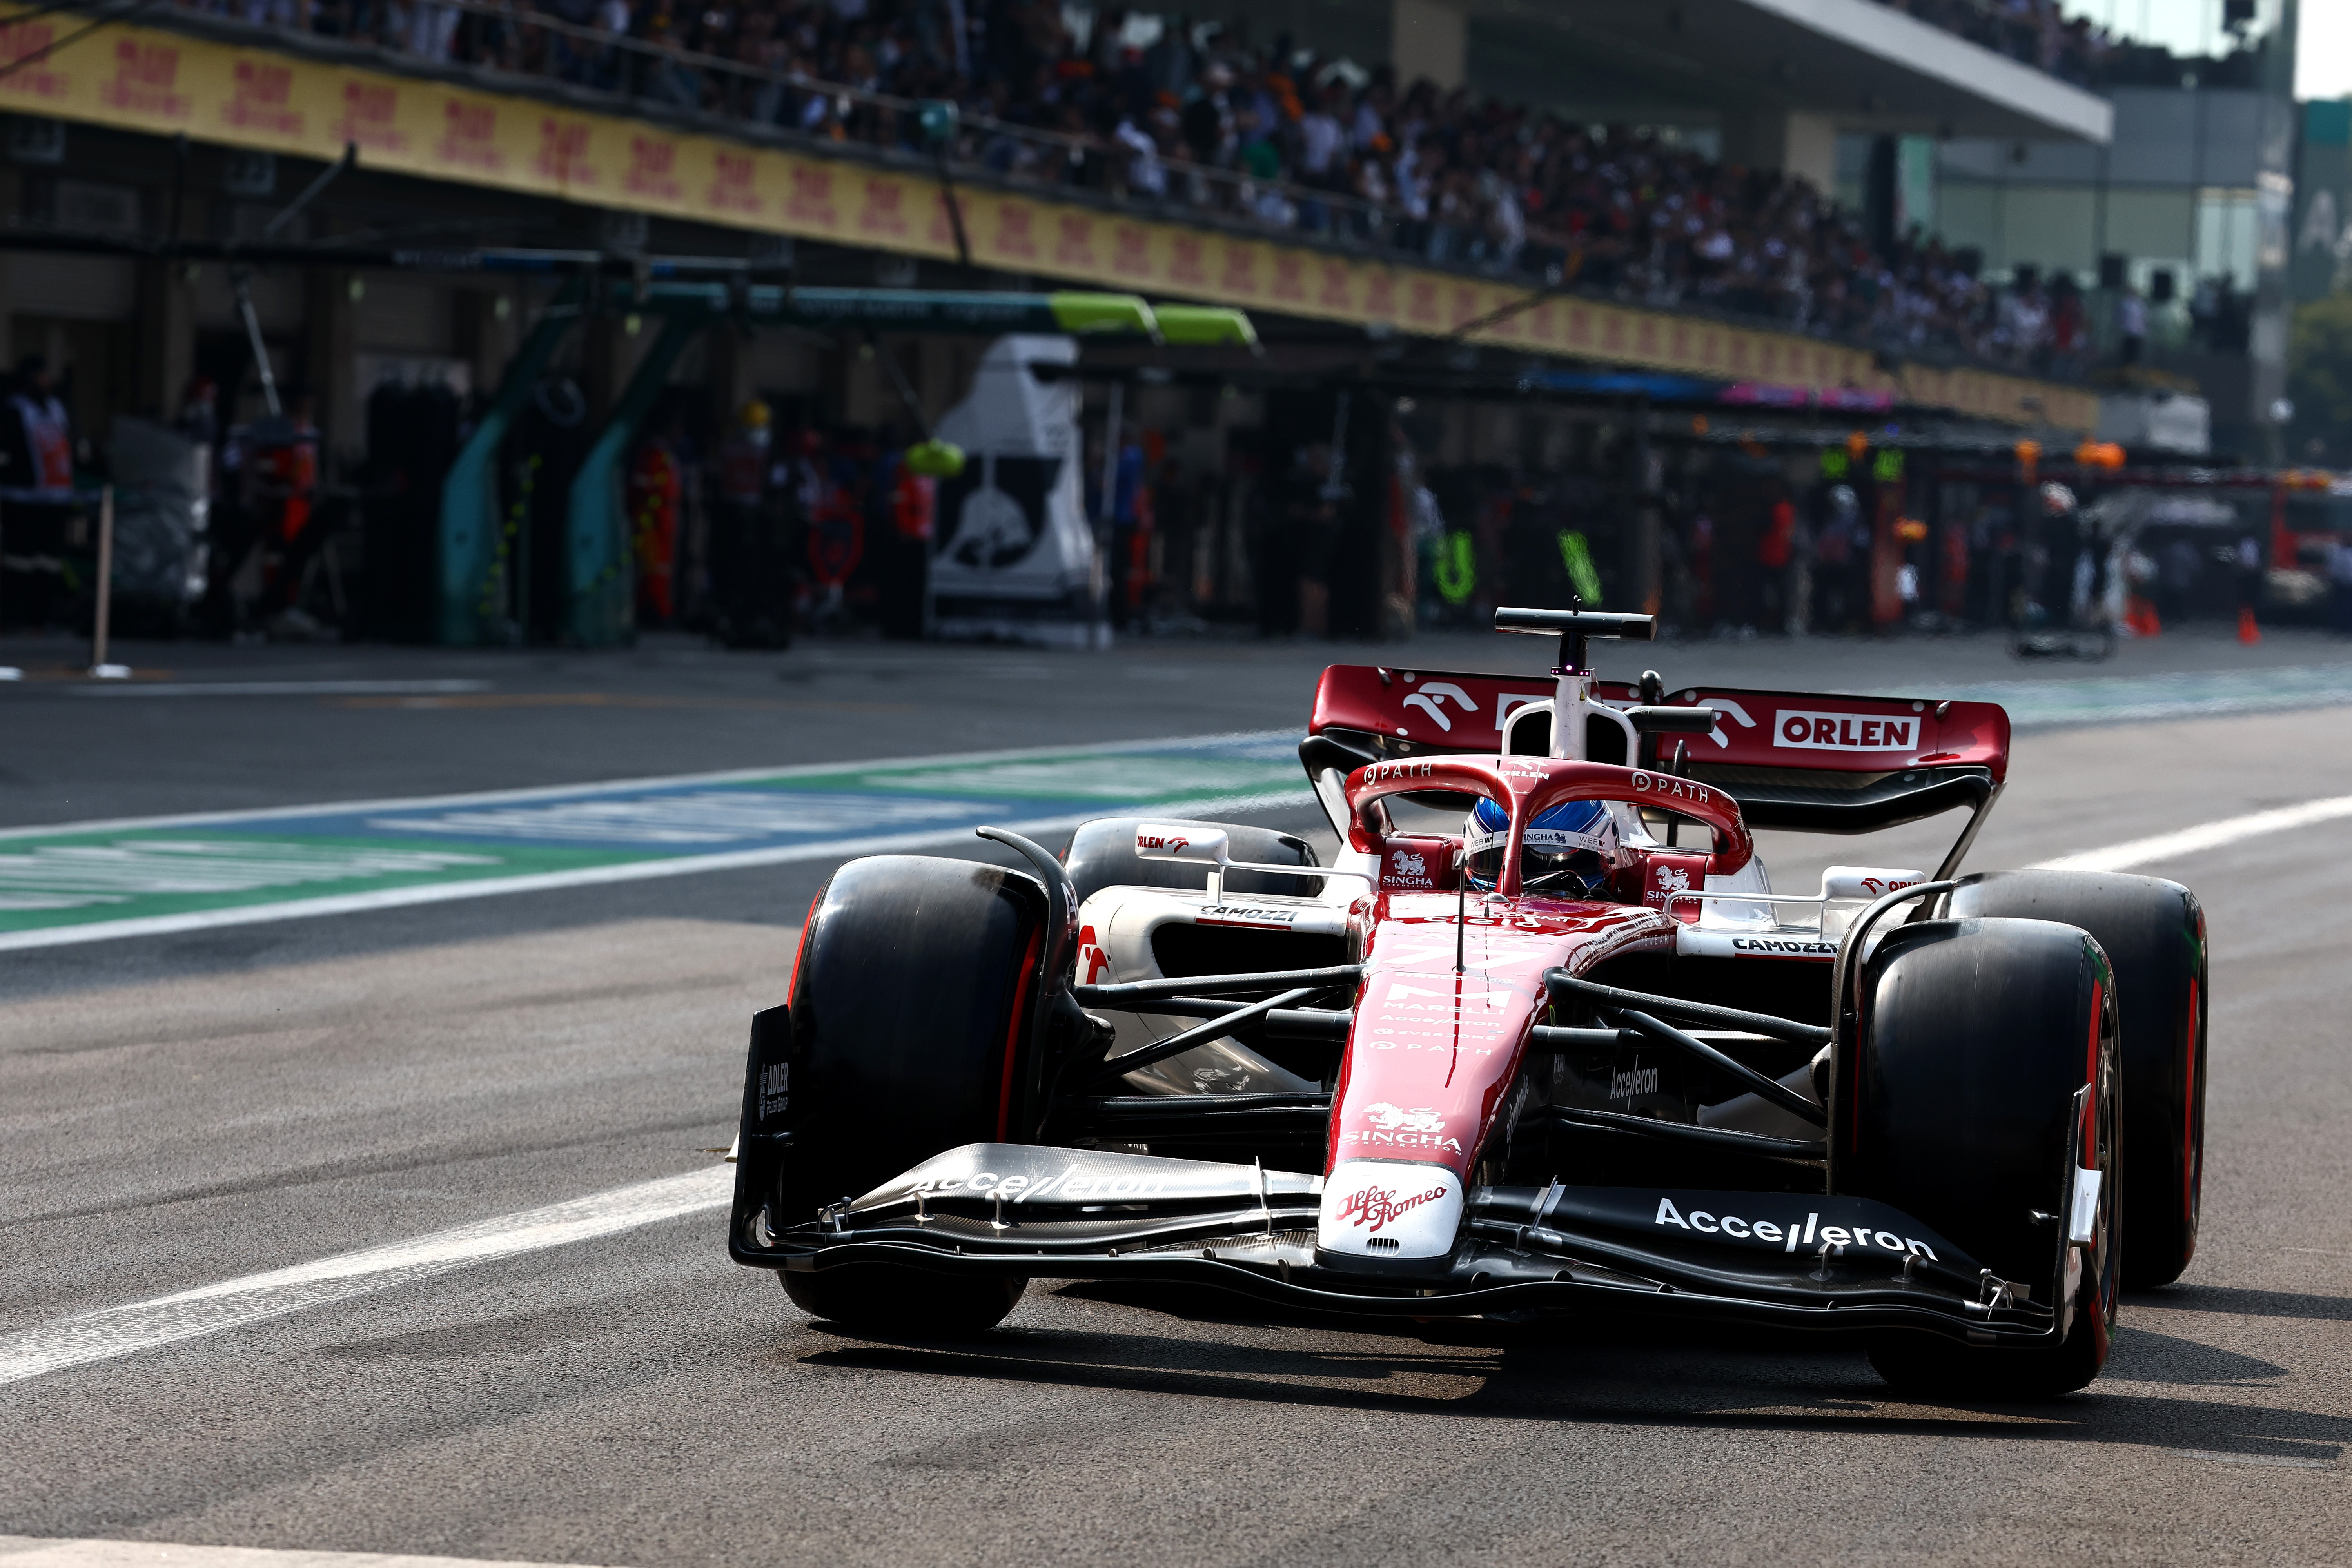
[728,608,2208,1397]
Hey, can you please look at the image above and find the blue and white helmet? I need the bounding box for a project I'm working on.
[1463,796,1620,895]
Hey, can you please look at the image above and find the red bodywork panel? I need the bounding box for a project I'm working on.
[1330,894,1668,1179]
[1310,665,2010,782]
[1331,756,1729,1182]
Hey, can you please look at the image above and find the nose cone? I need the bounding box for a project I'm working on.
[1317,1160,1463,1258]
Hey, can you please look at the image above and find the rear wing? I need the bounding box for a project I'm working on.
[1306,664,2009,839]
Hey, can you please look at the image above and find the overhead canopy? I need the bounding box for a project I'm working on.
[1457,0,2111,143]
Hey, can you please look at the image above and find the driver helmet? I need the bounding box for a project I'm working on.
[1463,797,1620,896]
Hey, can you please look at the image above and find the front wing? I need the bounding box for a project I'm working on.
[731,1143,2068,1346]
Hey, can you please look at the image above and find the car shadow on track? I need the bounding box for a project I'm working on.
[788,1281,2350,1470]
[2124,1282,2352,1322]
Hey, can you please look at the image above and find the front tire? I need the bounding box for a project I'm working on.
[743,854,1046,1334]
[1840,916,2120,1398]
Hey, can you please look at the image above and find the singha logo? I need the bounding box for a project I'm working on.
[1392,849,1426,877]
[1363,1102,1444,1134]
[1655,866,1691,894]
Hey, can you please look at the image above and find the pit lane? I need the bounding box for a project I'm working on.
[4,628,2350,1566]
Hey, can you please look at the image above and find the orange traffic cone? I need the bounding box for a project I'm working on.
[2126,595,2162,638]
[2238,606,2262,645]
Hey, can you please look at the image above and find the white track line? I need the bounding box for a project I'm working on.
[64,681,494,699]
[0,1539,625,1568]
[2030,794,2352,873]
[0,1168,730,1389]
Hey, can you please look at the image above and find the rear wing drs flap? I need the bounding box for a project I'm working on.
[1305,664,2009,837]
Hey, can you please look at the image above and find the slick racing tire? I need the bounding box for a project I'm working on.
[754,854,1044,1335]
[1949,870,2207,1289]
[1839,916,2120,1399]
[1063,817,1322,907]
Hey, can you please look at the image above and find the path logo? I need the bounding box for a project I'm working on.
[337,81,407,153]
[436,99,502,171]
[0,21,70,100]
[100,39,188,118]
[623,135,680,201]
[224,58,301,135]
[536,117,596,186]
[709,150,761,214]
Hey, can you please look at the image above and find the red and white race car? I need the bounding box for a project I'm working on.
[728,608,2207,1396]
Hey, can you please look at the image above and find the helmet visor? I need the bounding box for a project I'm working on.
[1463,814,1614,895]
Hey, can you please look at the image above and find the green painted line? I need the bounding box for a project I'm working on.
[0,732,1312,950]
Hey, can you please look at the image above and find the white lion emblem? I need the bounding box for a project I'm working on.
[1364,1102,1444,1133]
[1392,850,1426,877]
[1654,865,1691,894]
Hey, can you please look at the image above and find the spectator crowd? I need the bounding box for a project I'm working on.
[177,0,2163,378]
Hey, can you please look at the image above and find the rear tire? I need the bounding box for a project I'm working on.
[1949,870,2206,1288]
[748,854,1045,1334]
[1063,817,1321,908]
[1841,916,2120,1399]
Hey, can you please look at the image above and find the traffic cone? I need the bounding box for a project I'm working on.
[2238,606,2262,645]
[2126,595,2162,638]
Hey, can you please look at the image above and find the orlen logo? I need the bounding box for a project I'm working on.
[1774,710,1920,752]
[1134,832,1190,855]
[1334,1182,1449,1233]
[1399,681,1477,732]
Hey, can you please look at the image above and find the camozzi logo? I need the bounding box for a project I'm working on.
[1774,710,1919,751]
[1334,1181,1449,1233]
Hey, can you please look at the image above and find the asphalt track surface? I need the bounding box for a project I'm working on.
[6,626,2352,1566]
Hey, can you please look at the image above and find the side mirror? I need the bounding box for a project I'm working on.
[1132,822,1370,901]
[1133,824,1231,867]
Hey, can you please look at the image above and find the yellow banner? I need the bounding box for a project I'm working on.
[0,6,2096,430]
